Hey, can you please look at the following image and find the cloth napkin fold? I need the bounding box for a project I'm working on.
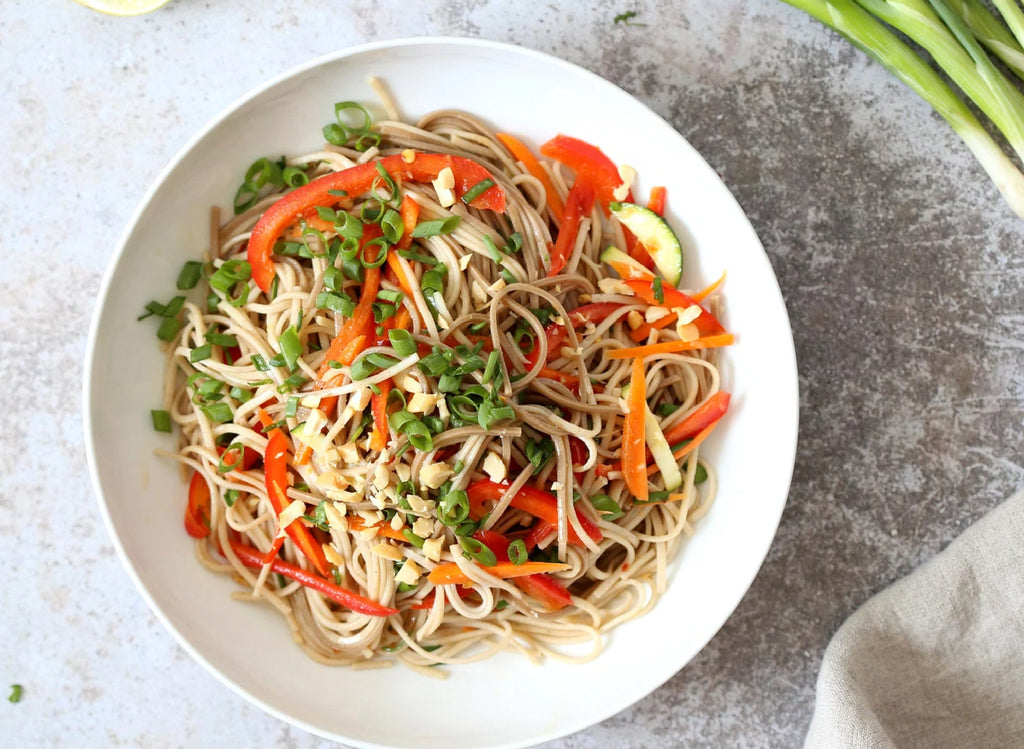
[805,489,1024,748]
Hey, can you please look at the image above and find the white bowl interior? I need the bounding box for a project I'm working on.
[85,38,798,749]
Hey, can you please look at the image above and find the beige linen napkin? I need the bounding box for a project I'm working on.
[805,490,1024,748]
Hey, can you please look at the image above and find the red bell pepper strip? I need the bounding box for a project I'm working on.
[622,357,649,502]
[185,472,211,539]
[539,135,632,215]
[647,186,667,216]
[247,152,505,291]
[524,302,624,368]
[624,279,727,337]
[228,540,398,617]
[547,180,595,276]
[514,573,573,611]
[466,480,603,544]
[473,529,512,562]
[661,392,731,448]
[263,430,331,577]
[524,520,555,551]
[369,379,392,452]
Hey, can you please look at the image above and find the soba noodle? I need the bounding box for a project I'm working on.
[154,92,727,670]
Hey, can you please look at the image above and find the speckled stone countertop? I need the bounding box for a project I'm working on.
[4,0,1024,746]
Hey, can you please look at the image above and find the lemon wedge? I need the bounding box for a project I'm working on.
[74,0,171,16]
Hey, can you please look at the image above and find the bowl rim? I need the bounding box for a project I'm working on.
[83,35,800,748]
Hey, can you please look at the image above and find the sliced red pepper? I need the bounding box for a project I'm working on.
[229,540,398,617]
[547,180,595,277]
[539,135,632,215]
[473,529,512,562]
[369,379,392,452]
[263,430,331,577]
[184,472,211,539]
[624,279,726,337]
[411,585,473,610]
[515,573,573,611]
[466,480,602,545]
[524,302,624,368]
[524,520,555,551]
[247,152,506,291]
[661,392,731,448]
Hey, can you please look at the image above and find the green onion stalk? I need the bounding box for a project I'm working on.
[780,0,1024,218]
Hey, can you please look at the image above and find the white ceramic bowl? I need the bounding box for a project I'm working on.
[84,37,798,749]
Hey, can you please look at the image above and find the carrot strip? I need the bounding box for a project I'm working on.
[647,186,667,216]
[397,194,419,251]
[607,334,735,360]
[347,516,408,542]
[427,561,569,586]
[628,312,679,343]
[622,357,649,501]
[496,133,565,222]
[369,380,392,452]
[691,271,726,303]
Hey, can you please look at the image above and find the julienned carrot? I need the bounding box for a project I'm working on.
[369,379,392,452]
[347,515,408,542]
[228,540,398,617]
[629,311,679,343]
[397,194,419,251]
[647,186,667,216]
[607,334,735,360]
[691,271,726,303]
[646,420,720,476]
[427,561,569,586]
[315,226,383,381]
[496,133,565,222]
[622,357,649,501]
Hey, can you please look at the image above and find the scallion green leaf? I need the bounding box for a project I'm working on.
[388,329,417,357]
[190,343,213,363]
[590,493,624,521]
[278,326,302,372]
[201,402,233,423]
[176,261,203,290]
[508,539,528,565]
[151,409,172,433]
[461,178,496,205]
[459,536,497,566]
[411,216,461,238]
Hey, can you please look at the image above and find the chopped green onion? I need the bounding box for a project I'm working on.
[656,403,680,417]
[506,232,524,254]
[402,529,425,548]
[482,350,502,384]
[411,216,461,238]
[252,354,269,372]
[374,162,400,204]
[316,290,356,316]
[438,490,470,526]
[495,599,509,611]
[190,343,213,363]
[483,235,503,264]
[209,260,252,293]
[176,261,203,290]
[693,463,708,485]
[282,166,308,187]
[462,178,496,205]
[508,539,528,565]
[278,326,302,372]
[350,355,382,381]
[653,275,664,304]
[397,248,439,265]
[217,442,246,473]
[478,400,515,430]
[590,493,624,521]
[380,209,404,243]
[389,329,418,357]
[276,373,308,393]
[206,332,238,348]
[9,684,22,704]
[322,266,344,292]
[223,489,240,507]
[361,237,390,269]
[151,409,172,433]
[417,351,449,376]
[286,396,299,418]
[201,402,233,423]
[524,436,555,469]
[459,536,497,566]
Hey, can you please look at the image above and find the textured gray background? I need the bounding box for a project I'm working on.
[4,0,1023,747]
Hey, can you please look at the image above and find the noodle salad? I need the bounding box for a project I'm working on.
[142,85,733,672]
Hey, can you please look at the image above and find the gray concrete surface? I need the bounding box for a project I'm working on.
[4,0,1024,747]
